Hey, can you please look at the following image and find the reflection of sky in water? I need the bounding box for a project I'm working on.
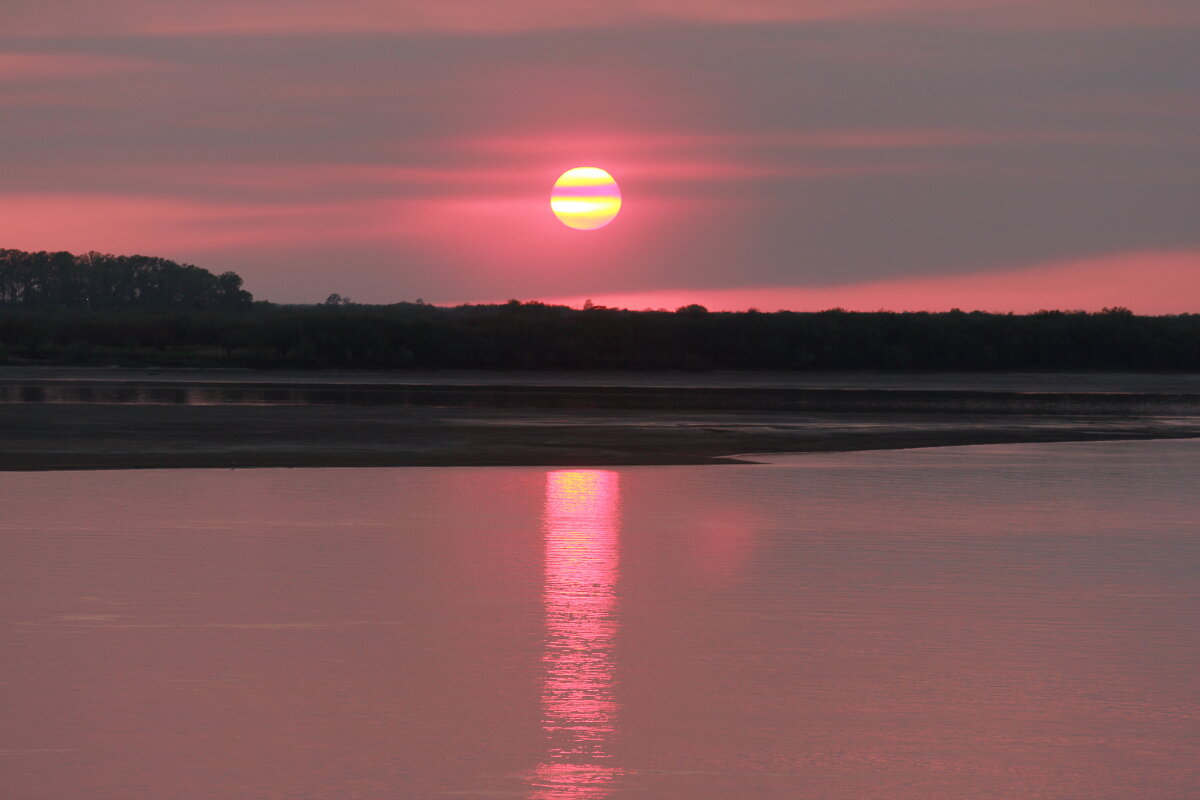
[3,442,1199,799]
[530,470,623,799]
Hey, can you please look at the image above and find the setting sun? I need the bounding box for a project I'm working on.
[550,167,621,230]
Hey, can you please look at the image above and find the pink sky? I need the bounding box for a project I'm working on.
[3,0,1199,309]
[533,250,1200,315]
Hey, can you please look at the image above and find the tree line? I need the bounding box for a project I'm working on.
[0,249,252,311]
[4,299,1200,371]
[1,249,1198,371]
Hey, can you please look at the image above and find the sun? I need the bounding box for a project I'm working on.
[550,167,622,230]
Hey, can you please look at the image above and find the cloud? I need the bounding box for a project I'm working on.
[0,192,392,255]
[0,52,160,79]
[7,0,1200,37]
[0,0,1034,36]
[3,11,1199,305]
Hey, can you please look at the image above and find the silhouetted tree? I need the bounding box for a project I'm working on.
[0,249,252,311]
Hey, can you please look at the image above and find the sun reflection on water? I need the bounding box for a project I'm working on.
[529,470,623,798]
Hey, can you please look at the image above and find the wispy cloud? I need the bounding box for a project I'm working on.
[8,0,1199,37]
[0,52,161,79]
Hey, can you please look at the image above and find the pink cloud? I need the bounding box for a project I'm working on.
[0,138,929,201]
[529,250,1200,315]
[0,193,397,255]
[9,0,1196,37]
[0,0,957,36]
[452,127,1197,168]
[0,52,161,80]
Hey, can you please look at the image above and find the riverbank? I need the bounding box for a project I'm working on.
[3,402,1198,471]
[3,367,1198,471]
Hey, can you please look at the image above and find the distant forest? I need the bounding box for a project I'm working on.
[0,249,252,311]
[2,248,1199,371]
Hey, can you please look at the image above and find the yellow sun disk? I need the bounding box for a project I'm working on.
[550,197,622,215]
[555,166,614,186]
[551,167,622,230]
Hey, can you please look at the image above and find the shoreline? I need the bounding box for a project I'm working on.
[6,364,1200,393]
[5,433,1197,473]
[2,401,1197,472]
[4,368,1198,472]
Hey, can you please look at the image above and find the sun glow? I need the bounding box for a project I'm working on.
[551,167,621,230]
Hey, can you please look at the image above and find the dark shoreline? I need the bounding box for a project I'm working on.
[3,403,1198,472]
[6,380,1200,415]
[2,367,1197,472]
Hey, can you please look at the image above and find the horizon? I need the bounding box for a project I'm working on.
[4,245,1198,316]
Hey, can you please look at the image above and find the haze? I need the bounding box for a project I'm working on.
[3,0,1199,311]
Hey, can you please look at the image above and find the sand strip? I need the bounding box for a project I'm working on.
[2,401,1197,471]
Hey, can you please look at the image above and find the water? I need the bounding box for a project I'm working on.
[2,440,1197,799]
[6,369,1200,412]
[8,366,1200,393]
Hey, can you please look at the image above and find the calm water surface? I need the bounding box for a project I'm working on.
[2,440,1198,799]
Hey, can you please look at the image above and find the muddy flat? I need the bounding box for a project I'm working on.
[2,367,1199,470]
